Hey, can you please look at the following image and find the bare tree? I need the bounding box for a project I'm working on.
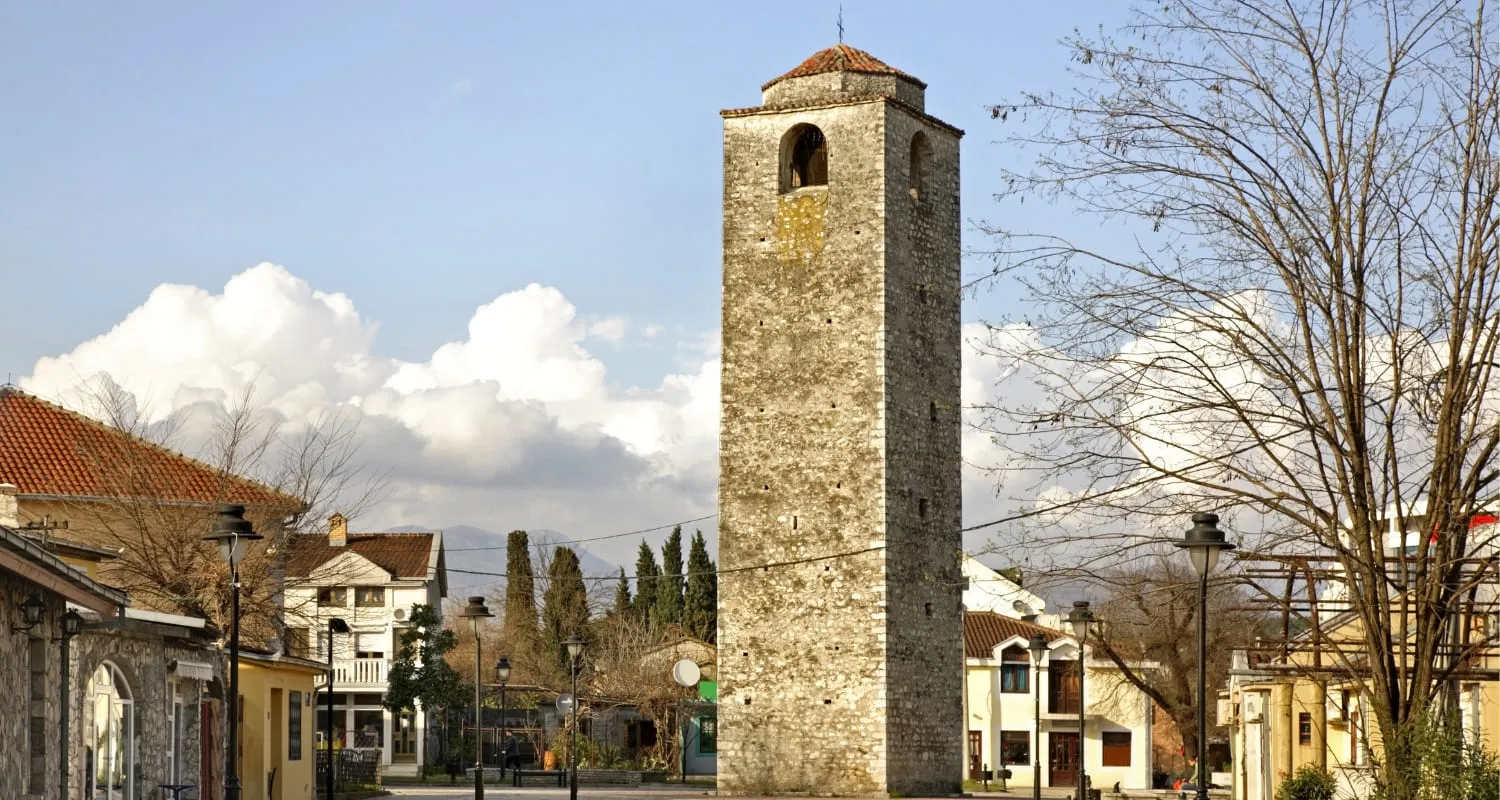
[973,1,1500,793]
[48,378,385,643]
[1089,557,1272,770]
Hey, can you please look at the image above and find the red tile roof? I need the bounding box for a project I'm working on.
[282,532,437,579]
[763,44,925,91]
[964,611,1068,659]
[0,386,302,509]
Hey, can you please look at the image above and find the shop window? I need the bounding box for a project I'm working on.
[698,716,717,754]
[1001,731,1030,765]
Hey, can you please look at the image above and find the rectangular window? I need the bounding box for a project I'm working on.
[1000,731,1030,765]
[1299,712,1312,745]
[28,637,46,794]
[1101,731,1132,766]
[289,692,303,761]
[1000,663,1030,693]
[352,710,383,747]
[697,716,717,754]
[317,587,347,607]
[354,634,384,660]
[354,587,385,608]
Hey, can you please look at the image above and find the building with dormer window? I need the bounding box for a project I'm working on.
[281,514,447,776]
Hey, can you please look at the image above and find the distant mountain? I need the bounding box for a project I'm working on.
[385,524,619,596]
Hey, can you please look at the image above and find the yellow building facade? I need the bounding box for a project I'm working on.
[238,651,325,800]
[1225,614,1498,799]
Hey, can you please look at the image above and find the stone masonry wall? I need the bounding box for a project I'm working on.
[1,571,66,800]
[719,87,962,795]
[880,105,964,795]
[67,625,213,800]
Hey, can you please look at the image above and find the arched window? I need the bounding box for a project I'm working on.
[909,131,930,200]
[87,662,135,800]
[781,124,828,192]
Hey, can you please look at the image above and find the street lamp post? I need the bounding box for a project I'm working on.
[495,657,511,779]
[1026,632,1048,800]
[204,505,263,800]
[458,597,494,800]
[1066,601,1095,800]
[564,634,585,800]
[324,617,350,800]
[58,608,84,797]
[1176,512,1236,800]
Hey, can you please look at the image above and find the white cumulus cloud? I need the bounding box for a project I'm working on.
[23,263,718,567]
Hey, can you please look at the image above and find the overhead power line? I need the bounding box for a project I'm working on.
[444,513,718,553]
[444,544,884,582]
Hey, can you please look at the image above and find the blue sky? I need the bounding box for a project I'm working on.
[1,1,1141,564]
[0,0,1132,384]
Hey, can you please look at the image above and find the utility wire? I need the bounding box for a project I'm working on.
[444,513,718,552]
[443,544,884,582]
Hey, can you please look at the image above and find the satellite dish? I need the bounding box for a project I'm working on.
[556,693,574,713]
[672,659,701,688]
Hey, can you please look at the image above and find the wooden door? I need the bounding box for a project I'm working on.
[1049,732,1079,788]
[968,730,983,780]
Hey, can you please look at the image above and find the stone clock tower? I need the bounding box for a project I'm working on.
[716,44,964,795]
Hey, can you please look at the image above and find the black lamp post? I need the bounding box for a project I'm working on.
[324,616,349,800]
[564,634,585,800]
[495,657,511,778]
[1176,512,1235,800]
[204,504,263,800]
[58,608,84,797]
[1066,601,1095,800]
[458,597,493,799]
[1026,632,1048,800]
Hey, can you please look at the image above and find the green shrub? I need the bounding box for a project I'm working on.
[1275,764,1337,800]
[1372,710,1500,800]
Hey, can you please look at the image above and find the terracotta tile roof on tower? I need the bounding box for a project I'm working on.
[282,532,437,579]
[0,386,303,508]
[964,611,1068,659]
[762,43,926,91]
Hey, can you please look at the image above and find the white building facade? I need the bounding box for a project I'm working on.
[282,514,447,776]
[962,556,1156,792]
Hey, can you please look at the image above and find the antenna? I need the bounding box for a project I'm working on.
[837,2,845,43]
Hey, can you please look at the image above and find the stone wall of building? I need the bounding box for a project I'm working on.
[1,571,66,800]
[879,101,965,796]
[66,623,215,800]
[719,79,963,795]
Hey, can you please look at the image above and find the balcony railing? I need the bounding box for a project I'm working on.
[320,657,387,686]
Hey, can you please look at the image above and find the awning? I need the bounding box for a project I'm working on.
[172,660,216,681]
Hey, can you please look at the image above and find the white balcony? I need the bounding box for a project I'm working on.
[320,657,387,687]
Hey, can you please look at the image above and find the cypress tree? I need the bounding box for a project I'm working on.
[683,529,717,642]
[657,526,685,627]
[541,547,591,670]
[633,541,661,624]
[611,567,631,617]
[502,530,539,658]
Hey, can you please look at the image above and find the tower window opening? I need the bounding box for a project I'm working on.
[793,515,799,530]
[930,401,938,422]
[909,131,930,200]
[919,498,929,518]
[781,124,829,192]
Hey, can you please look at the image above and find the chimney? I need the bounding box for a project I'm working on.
[0,483,18,528]
[328,513,348,547]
